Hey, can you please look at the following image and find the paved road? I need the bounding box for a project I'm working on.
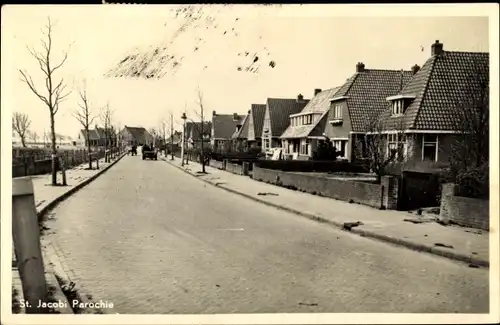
[43,155,489,314]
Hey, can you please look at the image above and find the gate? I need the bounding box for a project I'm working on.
[397,171,442,211]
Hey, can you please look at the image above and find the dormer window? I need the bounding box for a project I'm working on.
[333,104,342,119]
[392,100,405,116]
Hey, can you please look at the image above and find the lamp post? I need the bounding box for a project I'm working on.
[181,113,187,166]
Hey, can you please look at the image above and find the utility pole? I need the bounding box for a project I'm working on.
[170,112,174,160]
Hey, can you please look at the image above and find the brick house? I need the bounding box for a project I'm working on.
[375,40,489,169]
[261,95,310,154]
[185,121,212,149]
[81,126,117,147]
[211,111,245,152]
[119,126,152,146]
[280,87,341,160]
[231,113,250,151]
[246,104,267,149]
[323,62,415,161]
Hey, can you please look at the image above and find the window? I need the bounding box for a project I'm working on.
[263,138,270,149]
[333,104,342,119]
[422,134,438,162]
[387,133,406,161]
[392,100,405,116]
[300,140,311,155]
[332,140,347,158]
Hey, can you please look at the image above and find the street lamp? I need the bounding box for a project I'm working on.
[181,112,187,166]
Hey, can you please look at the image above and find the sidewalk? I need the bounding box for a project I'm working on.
[163,157,489,267]
[12,152,126,314]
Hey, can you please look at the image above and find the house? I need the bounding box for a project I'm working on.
[80,126,117,147]
[246,104,267,149]
[231,113,250,151]
[321,62,415,161]
[261,94,310,154]
[280,87,341,160]
[165,130,182,151]
[185,121,212,149]
[211,111,245,153]
[119,126,151,146]
[376,40,489,168]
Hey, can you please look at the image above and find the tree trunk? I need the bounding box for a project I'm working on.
[86,131,93,169]
[21,136,27,148]
[50,113,57,185]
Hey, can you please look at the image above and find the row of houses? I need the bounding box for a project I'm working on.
[204,40,488,168]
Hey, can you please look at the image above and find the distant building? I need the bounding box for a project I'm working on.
[119,126,152,146]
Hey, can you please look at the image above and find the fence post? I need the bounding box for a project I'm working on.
[95,153,99,169]
[12,177,49,314]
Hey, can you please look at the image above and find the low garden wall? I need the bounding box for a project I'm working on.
[12,148,114,178]
[225,162,244,175]
[252,166,396,209]
[209,160,225,170]
[254,160,370,173]
[439,183,489,231]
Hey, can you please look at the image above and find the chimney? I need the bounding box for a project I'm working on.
[297,93,304,102]
[356,62,365,73]
[233,113,239,121]
[213,110,217,116]
[314,88,322,96]
[431,40,443,56]
[411,64,421,75]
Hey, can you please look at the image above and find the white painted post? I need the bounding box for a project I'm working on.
[12,178,49,313]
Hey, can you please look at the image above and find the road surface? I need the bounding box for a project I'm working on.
[43,155,489,314]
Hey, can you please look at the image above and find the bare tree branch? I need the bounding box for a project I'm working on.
[12,112,32,147]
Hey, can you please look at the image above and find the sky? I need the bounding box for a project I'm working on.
[1,4,493,141]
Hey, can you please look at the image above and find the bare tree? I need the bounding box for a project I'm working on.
[30,130,39,145]
[73,81,98,169]
[19,17,72,185]
[101,103,113,163]
[12,112,31,148]
[159,118,167,155]
[449,56,489,198]
[353,114,406,183]
[191,88,210,173]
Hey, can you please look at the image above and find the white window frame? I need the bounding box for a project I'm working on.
[333,104,342,119]
[392,100,405,116]
[421,134,438,162]
[387,133,407,160]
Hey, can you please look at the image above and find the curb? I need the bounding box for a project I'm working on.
[36,152,126,314]
[163,158,489,269]
[37,152,127,221]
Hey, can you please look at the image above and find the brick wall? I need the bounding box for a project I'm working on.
[225,162,244,175]
[252,166,392,209]
[440,183,489,231]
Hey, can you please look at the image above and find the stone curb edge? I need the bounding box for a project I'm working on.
[36,152,126,314]
[163,158,489,269]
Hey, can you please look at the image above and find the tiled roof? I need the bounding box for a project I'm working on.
[186,121,212,140]
[124,126,147,140]
[212,114,245,139]
[81,127,115,140]
[380,51,489,131]
[249,104,266,140]
[342,69,414,132]
[267,98,310,137]
[232,114,249,139]
[280,87,340,138]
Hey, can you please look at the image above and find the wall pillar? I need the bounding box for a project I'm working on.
[242,162,250,176]
[381,175,399,210]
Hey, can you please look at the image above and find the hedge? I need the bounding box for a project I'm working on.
[253,160,370,173]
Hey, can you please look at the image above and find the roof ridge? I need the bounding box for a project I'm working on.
[411,55,438,129]
[364,68,413,73]
[444,50,489,55]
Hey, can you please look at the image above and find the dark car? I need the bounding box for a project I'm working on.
[142,145,158,160]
